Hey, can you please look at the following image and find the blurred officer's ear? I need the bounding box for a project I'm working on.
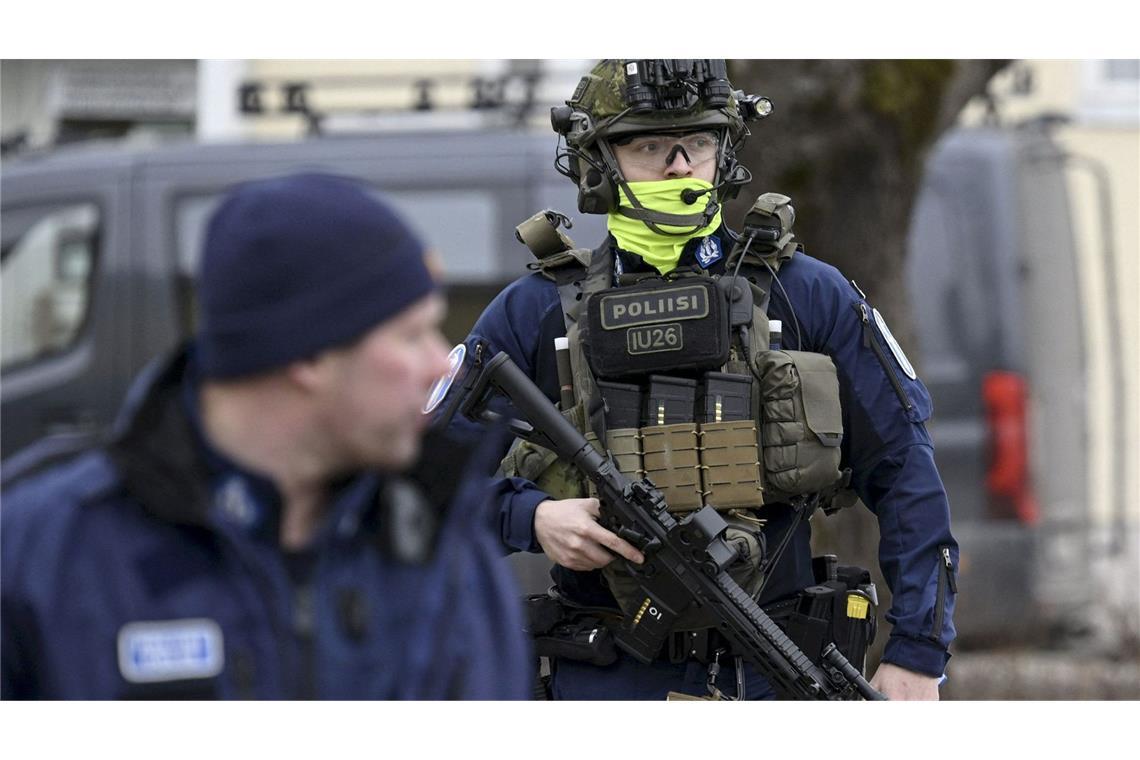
[424,249,446,283]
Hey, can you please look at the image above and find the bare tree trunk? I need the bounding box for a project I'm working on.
[727,60,1007,343]
[725,60,1008,674]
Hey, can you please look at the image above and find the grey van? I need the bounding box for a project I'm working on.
[906,123,1105,645]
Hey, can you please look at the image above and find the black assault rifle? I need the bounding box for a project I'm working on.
[459,350,884,700]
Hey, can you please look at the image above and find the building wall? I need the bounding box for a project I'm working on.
[1,60,196,149]
[196,59,593,141]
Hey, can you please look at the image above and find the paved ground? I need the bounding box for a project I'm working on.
[941,650,1140,699]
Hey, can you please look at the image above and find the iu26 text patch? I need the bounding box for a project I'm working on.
[627,323,683,355]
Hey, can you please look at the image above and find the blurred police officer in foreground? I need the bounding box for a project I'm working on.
[448,60,957,700]
[1,173,532,699]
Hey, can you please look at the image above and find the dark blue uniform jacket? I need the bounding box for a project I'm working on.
[2,345,533,699]
[450,234,959,678]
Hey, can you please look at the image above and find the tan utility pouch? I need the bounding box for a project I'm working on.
[640,424,703,511]
[585,428,643,499]
[698,420,764,509]
[755,350,845,500]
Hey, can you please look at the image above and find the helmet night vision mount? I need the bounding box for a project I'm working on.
[550,59,773,230]
[623,59,734,114]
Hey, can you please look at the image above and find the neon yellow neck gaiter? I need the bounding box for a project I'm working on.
[607,178,723,275]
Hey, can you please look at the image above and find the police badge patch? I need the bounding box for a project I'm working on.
[695,236,723,269]
[872,308,917,380]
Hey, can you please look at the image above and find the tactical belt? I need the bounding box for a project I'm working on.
[528,560,876,675]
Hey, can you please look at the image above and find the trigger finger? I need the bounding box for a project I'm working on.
[591,525,644,565]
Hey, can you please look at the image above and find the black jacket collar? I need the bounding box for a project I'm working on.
[105,343,215,527]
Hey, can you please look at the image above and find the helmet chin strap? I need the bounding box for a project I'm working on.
[614,190,720,235]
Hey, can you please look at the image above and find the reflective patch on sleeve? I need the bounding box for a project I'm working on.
[118,619,224,684]
[872,308,917,380]
[423,343,466,414]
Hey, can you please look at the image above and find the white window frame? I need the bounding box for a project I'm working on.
[1078,59,1140,126]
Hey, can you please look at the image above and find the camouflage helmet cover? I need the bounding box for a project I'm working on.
[566,59,745,146]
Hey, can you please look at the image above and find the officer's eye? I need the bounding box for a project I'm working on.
[635,141,661,154]
[686,134,716,150]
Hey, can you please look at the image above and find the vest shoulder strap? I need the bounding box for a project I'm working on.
[733,191,800,273]
[516,209,594,281]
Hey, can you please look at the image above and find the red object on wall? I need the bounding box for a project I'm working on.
[982,371,1040,525]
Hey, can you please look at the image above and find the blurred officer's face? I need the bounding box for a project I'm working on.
[311,292,451,472]
[611,130,719,183]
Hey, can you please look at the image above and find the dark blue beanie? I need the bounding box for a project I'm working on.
[197,172,436,379]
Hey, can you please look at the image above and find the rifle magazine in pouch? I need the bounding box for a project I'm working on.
[640,423,703,511]
[755,350,844,500]
[607,428,643,480]
[698,420,764,509]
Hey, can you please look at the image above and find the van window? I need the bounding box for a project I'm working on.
[173,187,498,282]
[173,186,501,333]
[1,203,99,371]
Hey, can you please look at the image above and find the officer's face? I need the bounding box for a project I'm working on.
[611,130,719,183]
[313,293,451,472]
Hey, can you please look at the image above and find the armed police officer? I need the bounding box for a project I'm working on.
[448,59,958,701]
[1,173,532,699]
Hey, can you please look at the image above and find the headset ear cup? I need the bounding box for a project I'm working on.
[577,152,618,214]
[597,177,617,213]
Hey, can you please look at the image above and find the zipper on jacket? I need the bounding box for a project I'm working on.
[854,302,914,414]
[929,544,957,643]
[284,547,319,700]
[293,582,317,699]
[941,545,958,593]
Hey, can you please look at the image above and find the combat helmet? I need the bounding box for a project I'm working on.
[551,59,772,232]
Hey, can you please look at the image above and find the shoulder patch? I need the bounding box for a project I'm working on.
[872,308,917,380]
[424,344,466,414]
